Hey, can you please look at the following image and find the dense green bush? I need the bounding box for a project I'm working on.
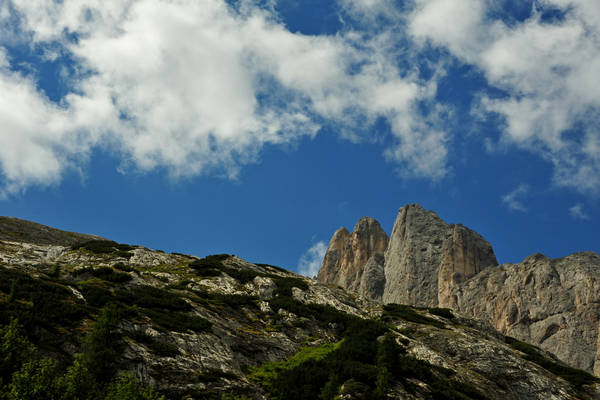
[116,285,191,311]
[72,240,135,258]
[104,372,164,400]
[271,277,309,297]
[429,308,455,320]
[0,309,161,400]
[382,304,447,329]
[195,368,237,383]
[0,268,89,331]
[78,284,114,308]
[90,267,132,283]
[142,309,211,333]
[113,263,134,272]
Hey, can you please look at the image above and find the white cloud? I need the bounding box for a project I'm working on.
[0,0,448,194]
[502,184,529,212]
[569,203,590,220]
[408,0,600,195]
[298,241,328,278]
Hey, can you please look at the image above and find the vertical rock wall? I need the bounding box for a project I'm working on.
[317,217,388,301]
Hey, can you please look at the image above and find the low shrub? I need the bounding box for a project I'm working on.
[72,240,135,256]
[90,267,132,283]
[78,285,114,308]
[127,330,179,357]
[113,262,134,272]
[196,368,237,383]
[382,304,447,329]
[143,309,211,333]
[116,285,191,311]
[429,308,455,320]
[271,277,309,296]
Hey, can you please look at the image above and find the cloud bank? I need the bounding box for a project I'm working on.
[0,0,443,195]
[0,0,599,198]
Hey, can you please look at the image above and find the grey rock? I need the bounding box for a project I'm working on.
[449,251,600,374]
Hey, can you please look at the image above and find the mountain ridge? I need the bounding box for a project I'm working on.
[317,204,600,376]
[1,215,599,399]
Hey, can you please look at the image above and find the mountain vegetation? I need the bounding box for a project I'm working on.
[0,216,598,399]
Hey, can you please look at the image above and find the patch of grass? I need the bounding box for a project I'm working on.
[250,341,341,386]
[382,304,447,329]
[505,336,599,388]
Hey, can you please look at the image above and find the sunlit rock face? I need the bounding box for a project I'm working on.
[448,251,600,374]
[317,217,388,301]
[316,204,600,374]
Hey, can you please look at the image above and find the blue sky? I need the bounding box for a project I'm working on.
[0,0,598,276]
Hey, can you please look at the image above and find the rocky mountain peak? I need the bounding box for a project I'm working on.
[317,204,498,306]
[317,216,388,300]
[317,204,600,376]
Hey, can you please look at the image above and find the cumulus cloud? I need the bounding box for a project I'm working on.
[3,0,599,197]
[298,241,328,278]
[408,0,600,194]
[0,0,447,194]
[569,203,590,220]
[502,184,529,212]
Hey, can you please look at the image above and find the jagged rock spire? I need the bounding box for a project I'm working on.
[317,217,389,301]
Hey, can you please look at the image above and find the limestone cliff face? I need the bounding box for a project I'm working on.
[318,205,498,307]
[382,204,498,307]
[382,204,451,306]
[447,252,600,374]
[437,223,499,309]
[317,217,388,301]
[319,204,600,375]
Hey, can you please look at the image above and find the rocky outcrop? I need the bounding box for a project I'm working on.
[318,205,498,307]
[446,251,600,375]
[437,223,499,309]
[1,216,600,398]
[383,204,498,307]
[317,217,388,301]
[318,204,600,375]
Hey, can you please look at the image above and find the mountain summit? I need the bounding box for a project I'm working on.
[317,204,600,375]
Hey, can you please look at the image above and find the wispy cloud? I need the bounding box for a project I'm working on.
[502,184,529,212]
[407,0,600,195]
[0,0,447,195]
[298,241,327,278]
[1,0,600,198]
[569,203,590,220]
